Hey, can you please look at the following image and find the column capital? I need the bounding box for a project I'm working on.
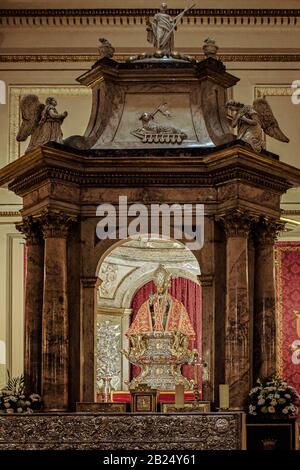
[216,209,257,238]
[16,215,42,244]
[81,276,100,289]
[40,210,77,239]
[198,273,214,287]
[254,216,285,245]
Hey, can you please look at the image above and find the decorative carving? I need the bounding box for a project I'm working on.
[226,98,289,153]
[253,217,285,245]
[16,95,68,154]
[99,263,118,297]
[216,209,257,238]
[96,319,122,391]
[0,413,243,450]
[146,3,195,55]
[203,38,219,58]
[39,210,77,238]
[131,103,187,144]
[3,54,300,64]
[98,38,115,59]
[15,215,42,244]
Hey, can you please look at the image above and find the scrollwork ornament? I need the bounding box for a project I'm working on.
[254,217,285,245]
[216,209,257,238]
[15,215,42,244]
[40,210,77,239]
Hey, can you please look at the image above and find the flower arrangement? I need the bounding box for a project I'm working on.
[248,375,299,418]
[0,374,42,414]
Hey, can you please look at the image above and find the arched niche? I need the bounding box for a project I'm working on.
[95,236,201,392]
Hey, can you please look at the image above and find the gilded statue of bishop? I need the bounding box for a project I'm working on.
[146,3,195,55]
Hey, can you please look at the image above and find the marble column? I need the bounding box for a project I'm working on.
[16,216,44,395]
[80,276,100,403]
[253,217,283,381]
[40,211,76,411]
[218,210,256,409]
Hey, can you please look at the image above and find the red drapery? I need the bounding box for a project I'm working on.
[130,277,202,389]
[275,242,300,395]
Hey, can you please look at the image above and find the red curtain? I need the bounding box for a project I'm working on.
[275,242,300,395]
[130,277,202,389]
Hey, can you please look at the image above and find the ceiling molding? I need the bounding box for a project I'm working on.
[1,54,300,63]
[1,8,300,17]
[0,9,300,27]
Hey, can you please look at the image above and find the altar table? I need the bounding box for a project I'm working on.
[0,412,246,450]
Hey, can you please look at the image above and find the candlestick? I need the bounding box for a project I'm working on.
[175,383,185,409]
[219,384,229,410]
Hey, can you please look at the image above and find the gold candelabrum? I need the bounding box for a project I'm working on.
[122,331,198,391]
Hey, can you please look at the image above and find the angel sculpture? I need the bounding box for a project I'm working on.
[225,98,289,153]
[16,95,68,154]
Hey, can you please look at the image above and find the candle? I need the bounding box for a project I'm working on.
[175,383,185,409]
[0,341,6,388]
[194,363,198,386]
[219,384,229,410]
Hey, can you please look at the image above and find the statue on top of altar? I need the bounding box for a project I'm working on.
[146,3,195,55]
[126,264,195,339]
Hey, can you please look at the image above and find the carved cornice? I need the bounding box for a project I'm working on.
[7,163,291,196]
[15,215,42,244]
[1,54,300,63]
[253,216,285,245]
[39,210,77,239]
[1,9,300,25]
[216,209,258,238]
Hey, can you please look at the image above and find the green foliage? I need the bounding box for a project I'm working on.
[0,373,42,414]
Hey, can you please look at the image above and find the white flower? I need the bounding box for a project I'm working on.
[278,398,286,404]
[274,393,280,399]
[4,402,11,408]
[9,396,17,402]
[267,394,274,399]
[249,405,256,412]
[257,398,265,405]
[25,401,31,406]
[250,386,262,395]
[282,407,289,414]
[284,394,291,399]
[17,407,23,413]
[268,406,276,413]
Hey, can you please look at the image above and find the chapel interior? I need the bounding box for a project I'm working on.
[0,0,300,452]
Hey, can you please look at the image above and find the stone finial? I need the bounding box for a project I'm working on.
[98,38,115,59]
[202,37,219,58]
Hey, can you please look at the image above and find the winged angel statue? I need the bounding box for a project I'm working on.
[16,95,68,153]
[226,98,289,153]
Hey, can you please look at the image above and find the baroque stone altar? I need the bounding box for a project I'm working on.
[1,31,300,413]
[0,412,245,450]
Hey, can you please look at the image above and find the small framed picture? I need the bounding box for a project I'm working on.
[160,401,211,413]
[130,386,158,412]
